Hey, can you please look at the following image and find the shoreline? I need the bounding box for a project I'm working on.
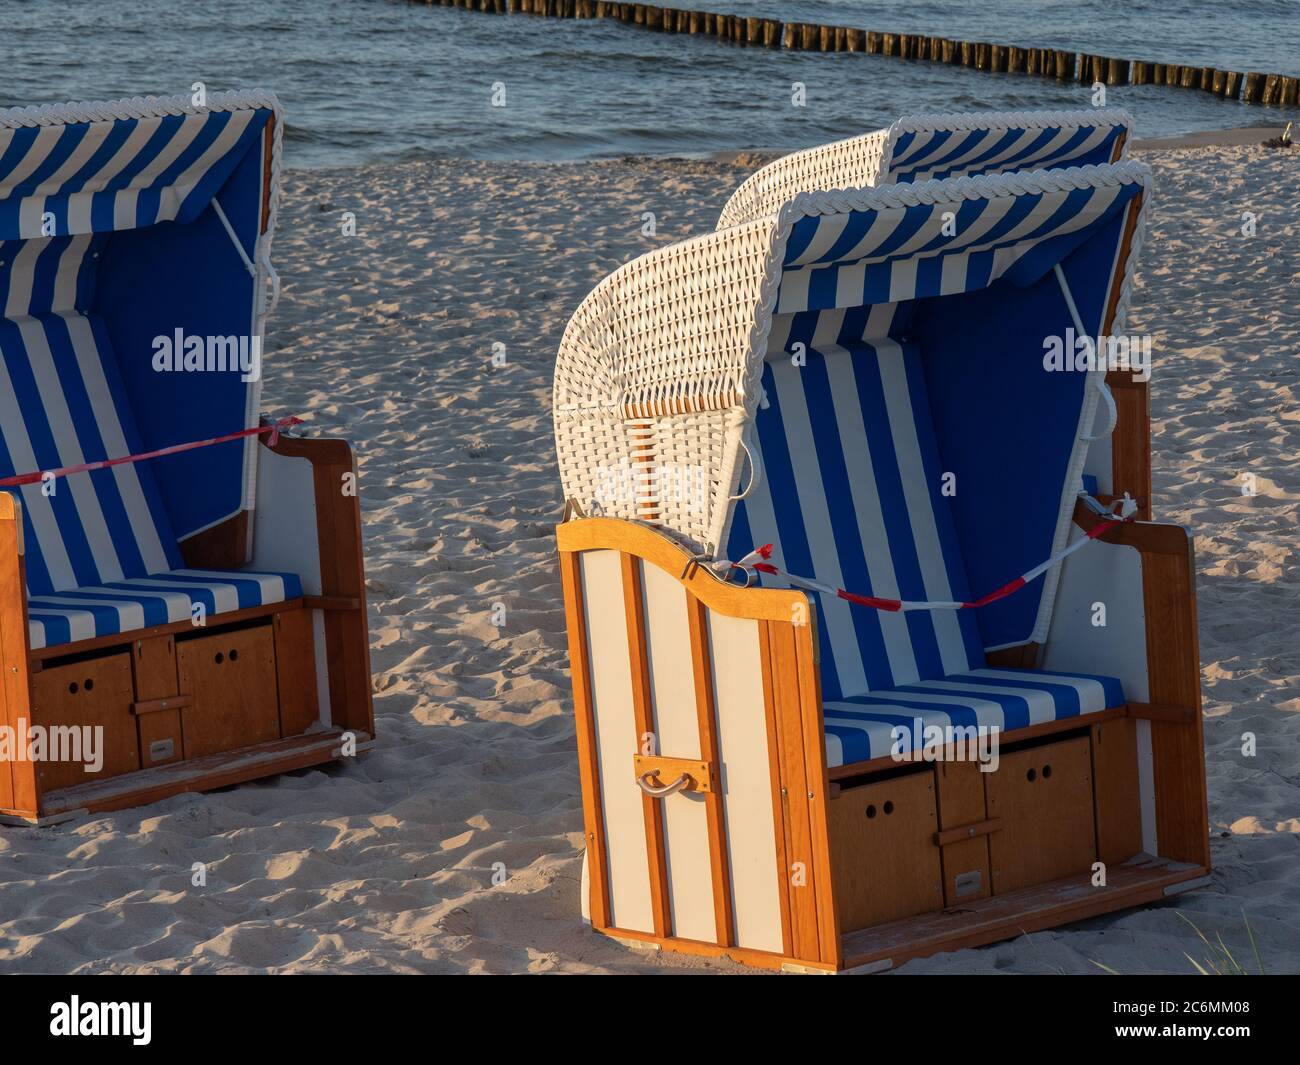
[284,124,1290,175]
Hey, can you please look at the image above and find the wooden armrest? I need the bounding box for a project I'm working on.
[1071,500,1189,556]
[556,517,809,624]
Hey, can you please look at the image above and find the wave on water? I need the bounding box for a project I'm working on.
[3,0,1291,168]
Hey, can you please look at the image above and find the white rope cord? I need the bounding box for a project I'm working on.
[211,198,256,277]
[719,504,1131,613]
[1053,262,1118,443]
[728,423,763,501]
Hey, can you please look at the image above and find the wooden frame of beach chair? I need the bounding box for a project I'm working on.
[554,159,1207,972]
[719,109,1151,521]
[0,93,373,821]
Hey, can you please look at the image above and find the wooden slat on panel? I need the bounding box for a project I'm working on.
[273,607,321,738]
[41,729,369,816]
[640,563,714,943]
[687,596,735,947]
[934,760,992,905]
[1092,717,1144,865]
[1142,544,1210,867]
[0,499,35,816]
[710,611,784,955]
[761,620,822,963]
[794,620,839,966]
[132,635,184,770]
[757,621,794,957]
[621,553,672,938]
[559,551,611,929]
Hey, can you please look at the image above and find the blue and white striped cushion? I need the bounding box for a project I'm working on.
[887,122,1125,183]
[0,233,184,595]
[26,568,302,650]
[1,232,303,651]
[726,331,985,700]
[822,667,1125,767]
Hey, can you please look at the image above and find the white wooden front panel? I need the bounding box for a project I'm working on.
[1043,530,1158,854]
[581,550,653,933]
[708,611,784,954]
[640,561,715,943]
[1042,532,1149,701]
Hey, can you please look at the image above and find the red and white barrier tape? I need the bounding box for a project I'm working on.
[727,498,1133,613]
[0,415,303,489]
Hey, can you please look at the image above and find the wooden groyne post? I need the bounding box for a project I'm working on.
[437,0,1299,107]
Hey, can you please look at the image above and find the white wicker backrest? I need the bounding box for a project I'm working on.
[716,108,1133,230]
[555,161,1150,558]
[717,129,890,231]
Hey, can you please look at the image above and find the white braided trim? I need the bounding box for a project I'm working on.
[556,159,1153,557]
[888,107,1133,136]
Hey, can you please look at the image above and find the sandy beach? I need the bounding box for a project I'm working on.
[0,139,1296,975]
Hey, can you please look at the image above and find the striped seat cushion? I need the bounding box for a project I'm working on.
[26,568,302,651]
[822,667,1125,768]
[727,331,984,701]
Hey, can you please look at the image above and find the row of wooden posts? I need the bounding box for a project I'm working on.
[418,0,1300,107]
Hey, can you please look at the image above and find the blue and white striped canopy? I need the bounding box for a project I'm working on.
[0,94,285,650]
[0,101,272,241]
[776,172,1140,313]
[884,119,1126,183]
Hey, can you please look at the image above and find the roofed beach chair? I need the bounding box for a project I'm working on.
[721,109,1154,518]
[554,155,1207,971]
[0,93,373,820]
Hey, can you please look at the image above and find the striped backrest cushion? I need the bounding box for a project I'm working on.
[0,233,182,596]
[725,327,984,701]
[886,121,1125,183]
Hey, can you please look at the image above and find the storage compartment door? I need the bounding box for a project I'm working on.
[178,626,281,759]
[986,736,1097,894]
[828,770,943,932]
[30,654,140,791]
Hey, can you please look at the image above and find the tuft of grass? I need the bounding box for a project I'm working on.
[1088,910,1264,975]
[1177,910,1264,975]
